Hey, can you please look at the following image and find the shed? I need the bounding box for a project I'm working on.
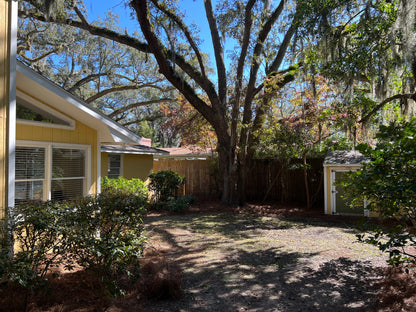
[323,150,368,216]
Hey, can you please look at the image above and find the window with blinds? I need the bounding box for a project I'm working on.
[15,144,88,204]
[15,146,46,203]
[108,154,121,178]
[52,148,86,201]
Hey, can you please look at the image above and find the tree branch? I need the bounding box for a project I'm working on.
[85,84,144,103]
[359,93,416,124]
[204,0,227,107]
[232,0,256,148]
[131,0,217,126]
[108,98,177,118]
[150,0,208,80]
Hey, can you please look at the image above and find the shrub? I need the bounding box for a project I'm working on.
[341,119,416,268]
[148,170,185,202]
[66,188,148,295]
[167,195,195,212]
[0,201,74,290]
[101,176,148,200]
[0,178,149,296]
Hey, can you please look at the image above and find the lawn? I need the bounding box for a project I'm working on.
[141,204,388,312]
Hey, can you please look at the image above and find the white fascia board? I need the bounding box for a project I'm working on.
[16,63,142,144]
[8,0,18,208]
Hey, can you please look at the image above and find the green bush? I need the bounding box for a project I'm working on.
[0,179,149,296]
[340,118,416,268]
[0,201,74,290]
[101,176,148,199]
[167,195,195,212]
[148,170,185,202]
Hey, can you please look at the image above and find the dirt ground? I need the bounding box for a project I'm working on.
[1,201,415,311]
[140,202,389,312]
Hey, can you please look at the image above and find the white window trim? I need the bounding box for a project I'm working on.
[16,140,91,200]
[16,91,76,130]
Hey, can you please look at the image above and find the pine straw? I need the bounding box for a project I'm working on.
[372,266,416,312]
[0,249,183,312]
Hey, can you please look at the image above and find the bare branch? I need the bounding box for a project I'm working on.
[85,85,143,103]
[150,0,208,80]
[68,72,110,92]
[204,0,227,107]
[18,48,60,63]
[131,0,217,126]
[232,0,256,147]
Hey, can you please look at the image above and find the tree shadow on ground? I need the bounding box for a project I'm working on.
[145,211,367,243]
[143,245,381,312]
[143,212,384,312]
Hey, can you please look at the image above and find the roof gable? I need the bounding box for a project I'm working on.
[16,63,142,145]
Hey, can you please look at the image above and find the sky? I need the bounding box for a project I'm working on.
[83,0,217,64]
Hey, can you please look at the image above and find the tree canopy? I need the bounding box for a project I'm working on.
[18,0,416,205]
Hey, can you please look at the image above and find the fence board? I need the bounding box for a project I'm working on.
[153,157,324,206]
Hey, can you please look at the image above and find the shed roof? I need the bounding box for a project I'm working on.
[101,144,169,156]
[323,150,368,166]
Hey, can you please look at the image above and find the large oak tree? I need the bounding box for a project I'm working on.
[19,0,340,205]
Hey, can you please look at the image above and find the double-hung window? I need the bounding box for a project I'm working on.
[15,142,89,204]
[15,146,46,203]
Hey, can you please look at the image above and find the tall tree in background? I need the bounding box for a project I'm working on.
[20,0,311,205]
[20,0,397,205]
[17,12,177,144]
[303,0,416,135]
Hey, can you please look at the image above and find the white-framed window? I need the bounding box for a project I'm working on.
[15,141,90,204]
[108,154,122,178]
[16,91,75,130]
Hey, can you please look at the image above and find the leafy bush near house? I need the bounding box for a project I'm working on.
[149,171,193,212]
[67,191,147,295]
[340,119,416,268]
[0,201,74,292]
[0,179,148,296]
[101,176,148,200]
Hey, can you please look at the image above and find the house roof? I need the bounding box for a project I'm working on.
[101,144,169,155]
[16,62,142,144]
[160,146,216,157]
[324,150,368,166]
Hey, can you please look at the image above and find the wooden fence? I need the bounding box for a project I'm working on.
[153,157,325,206]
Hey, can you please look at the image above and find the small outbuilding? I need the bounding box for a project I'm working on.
[323,150,369,216]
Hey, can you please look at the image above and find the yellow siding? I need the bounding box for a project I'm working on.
[17,120,98,195]
[101,152,153,181]
[123,154,153,181]
[0,0,12,219]
[101,152,109,178]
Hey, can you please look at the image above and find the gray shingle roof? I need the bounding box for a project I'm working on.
[324,150,368,165]
[101,144,169,155]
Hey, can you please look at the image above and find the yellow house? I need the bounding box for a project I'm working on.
[13,63,145,204]
[101,144,168,181]
[323,150,369,216]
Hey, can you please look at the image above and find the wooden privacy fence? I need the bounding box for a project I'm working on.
[153,157,325,206]
[153,158,221,200]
